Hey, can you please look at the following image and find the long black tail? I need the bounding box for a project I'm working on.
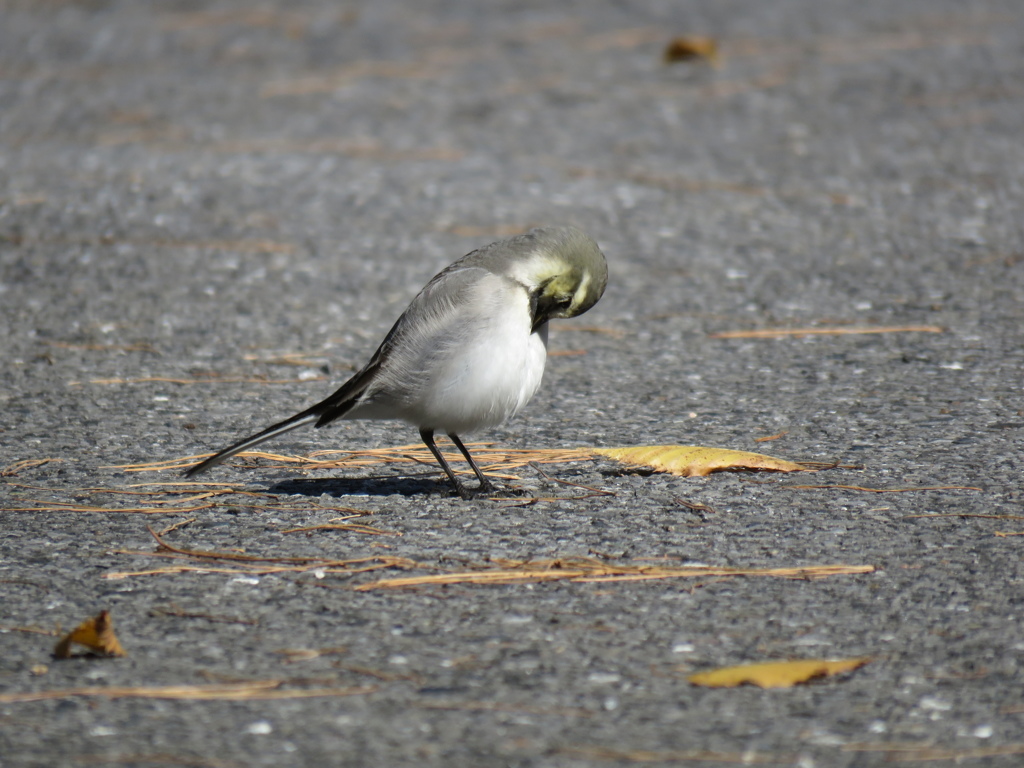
[182,409,321,478]
[182,347,381,478]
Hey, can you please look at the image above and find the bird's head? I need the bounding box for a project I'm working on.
[500,226,608,331]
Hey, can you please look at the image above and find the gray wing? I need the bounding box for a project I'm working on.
[183,260,494,477]
[313,262,493,425]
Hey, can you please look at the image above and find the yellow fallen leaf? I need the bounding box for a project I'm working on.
[688,657,871,688]
[592,445,809,477]
[53,610,127,659]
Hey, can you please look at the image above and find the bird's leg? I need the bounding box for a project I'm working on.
[449,433,494,493]
[420,428,473,499]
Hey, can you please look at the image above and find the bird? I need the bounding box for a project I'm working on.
[183,225,608,498]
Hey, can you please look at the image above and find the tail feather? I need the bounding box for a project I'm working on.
[183,410,321,478]
[182,349,378,479]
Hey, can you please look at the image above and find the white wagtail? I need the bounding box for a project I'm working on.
[183,225,608,498]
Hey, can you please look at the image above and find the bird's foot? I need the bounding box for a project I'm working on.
[451,479,496,500]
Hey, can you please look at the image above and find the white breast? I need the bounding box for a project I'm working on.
[347,271,550,435]
[412,290,549,435]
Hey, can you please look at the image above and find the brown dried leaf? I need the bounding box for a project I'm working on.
[0,682,376,704]
[592,445,810,477]
[710,325,943,339]
[358,559,873,591]
[1,458,63,477]
[663,36,720,65]
[53,610,127,659]
[688,657,870,688]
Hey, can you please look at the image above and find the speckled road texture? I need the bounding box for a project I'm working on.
[2,1,1022,766]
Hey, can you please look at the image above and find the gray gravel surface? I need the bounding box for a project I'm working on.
[2,1,1023,766]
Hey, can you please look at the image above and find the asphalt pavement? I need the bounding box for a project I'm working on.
[2,1,1022,766]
